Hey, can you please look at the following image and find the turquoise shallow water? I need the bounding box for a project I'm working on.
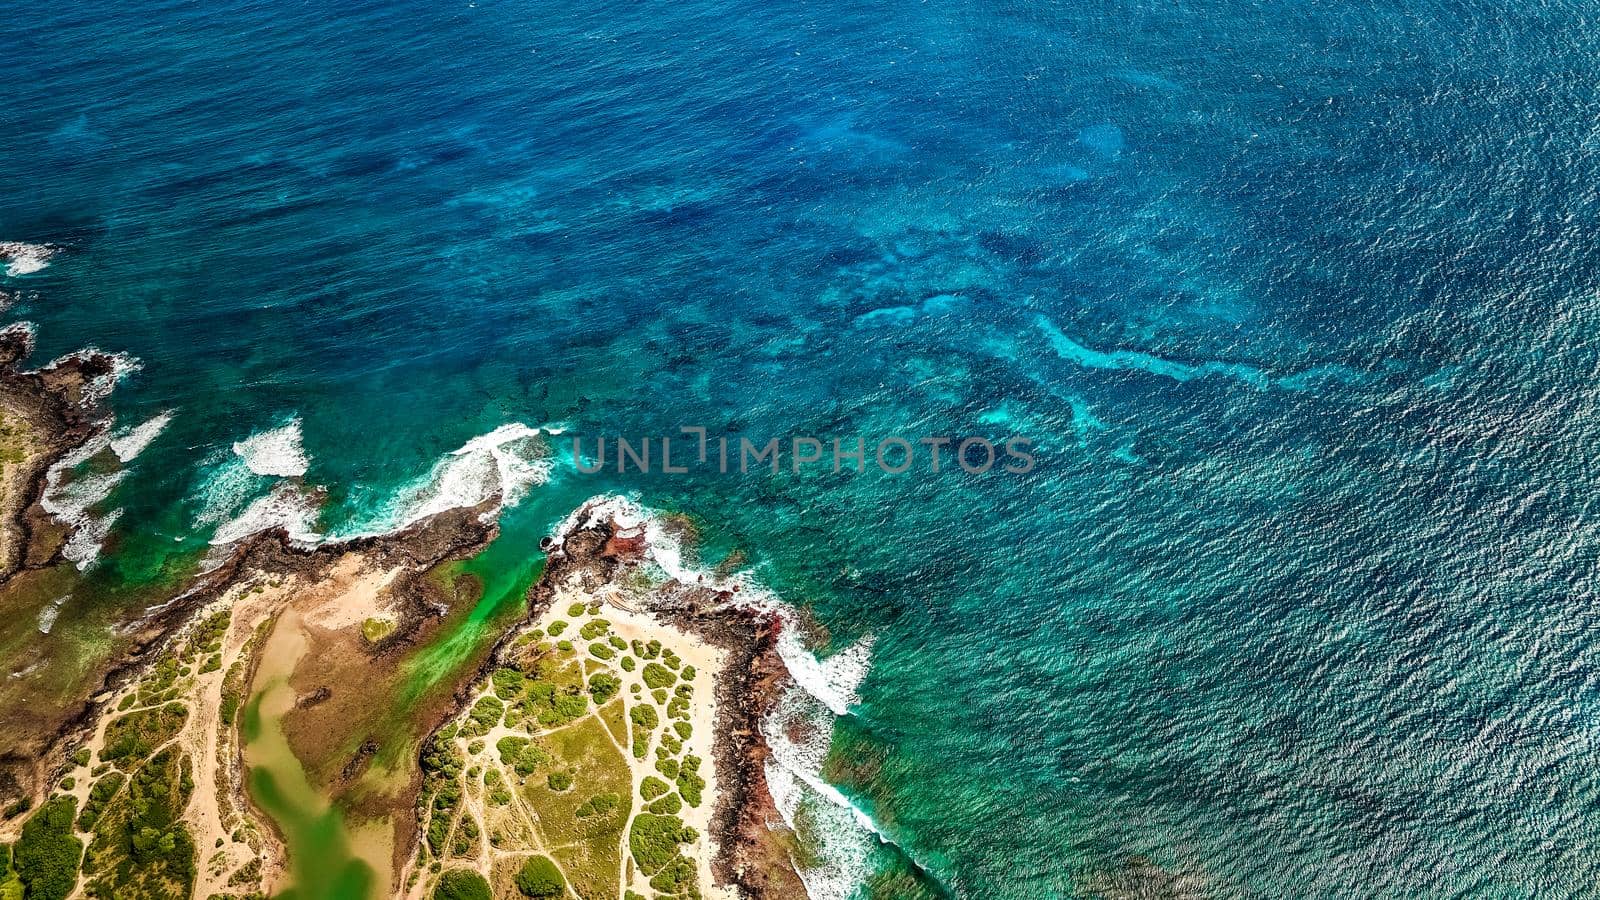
[8,0,1600,895]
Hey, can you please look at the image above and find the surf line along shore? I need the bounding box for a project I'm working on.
[1,490,812,900]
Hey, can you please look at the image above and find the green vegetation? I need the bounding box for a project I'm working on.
[588,673,620,705]
[567,603,587,617]
[100,703,188,770]
[458,695,505,738]
[358,616,395,643]
[513,855,564,897]
[491,668,526,699]
[640,777,669,801]
[628,814,697,888]
[588,642,615,660]
[546,621,568,637]
[608,635,627,650]
[573,793,619,819]
[647,793,683,815]
[83,747,197,898]
[433,868,492,900]
[680,665,696,681]
[620,656,636,672]
[1,844,23,900]
[13,797,81,900]
[578,620,610,641]
[546,771,573,792]
[677,755,706,808]
[673,721,693,740]
[642,663,676,689]
[495,736,550,776]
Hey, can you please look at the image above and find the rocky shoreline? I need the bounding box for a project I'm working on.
[413,499,809,898]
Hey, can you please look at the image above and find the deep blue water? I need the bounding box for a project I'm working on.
[8,0,1600,896]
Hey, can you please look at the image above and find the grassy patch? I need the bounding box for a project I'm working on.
[361,617,396,644]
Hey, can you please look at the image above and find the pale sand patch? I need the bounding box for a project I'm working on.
[297,556,401,631]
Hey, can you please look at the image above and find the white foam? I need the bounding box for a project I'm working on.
[777,630,874,718]
[764,687,884,900]
[38,428,127,569]
[208,481,321,546]
[335,423,552,538]
[62,509,120,570]
[193,451,267,529]
[232,419,309,477]
[109,410,174,462]
[0,242,59,277]
[36,596,67,634]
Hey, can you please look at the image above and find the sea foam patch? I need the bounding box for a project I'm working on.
[0,242,59,277]
[232,419,309,477]
[333,422,552,538]
[110,410,174,462]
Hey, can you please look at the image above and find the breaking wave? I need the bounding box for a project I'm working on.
[327,422,552,539]
[232,419,308,477]
[109,410,174,462]
[0,242,59,278]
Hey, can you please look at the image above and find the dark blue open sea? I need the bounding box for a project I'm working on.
[6,0,1600,896]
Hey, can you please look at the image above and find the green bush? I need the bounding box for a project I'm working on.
[513,855,565,897]
[14,796,82,900]
[588,673,620,705]
[641,663,675,689]
[459,695,504,737]
[629,704,658,729]
[546,620,568,637]
[496,737,549,776]
[573,793,620,819]
[620,656,636,672]
[640,777,670,801]
[546,771,573,792]
[588,642,615,660]
[491,668,527,700]
[680,665,696,681]
[433,868,492,900]
[608,635,628,650]
[673,721,692,740]
[567,603,587,617]
[627,813,694,874]
[647,793,682,815]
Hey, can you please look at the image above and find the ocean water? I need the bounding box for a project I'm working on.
[7,0,1600,895]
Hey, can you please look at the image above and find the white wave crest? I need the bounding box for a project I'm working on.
[335,423,552,538]
[62,509,121,570]
[36,595,69,634]
[209,481,321,546]
[0,242,59,277]
[232,419,309,477]
[39,429,126,570]
[764,688,882,900]
[110,410,174,462]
